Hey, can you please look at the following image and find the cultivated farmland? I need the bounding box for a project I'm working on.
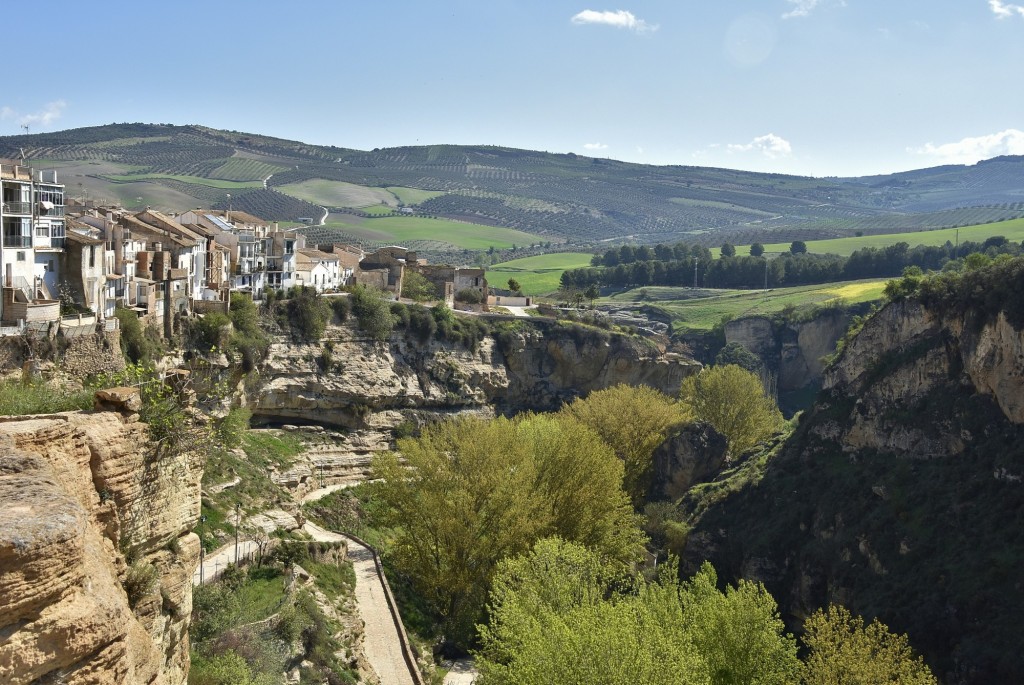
[487,252,596,295]
[606,279,888,332]
[712,217,1024,257]
[299,213,546,251]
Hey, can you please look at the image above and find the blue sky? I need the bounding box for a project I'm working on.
[3,0,1023,177]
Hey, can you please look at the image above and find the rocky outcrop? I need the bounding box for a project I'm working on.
[0,397,201,685]
[649,422,729,501]
[251,319,699,432]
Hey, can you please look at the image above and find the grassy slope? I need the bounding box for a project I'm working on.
[487,252,596,295]
[316,213,545,250]
[387,186,446,205]
[279,179,397,208]
[609,279,888,331]
[712,217,1024,257]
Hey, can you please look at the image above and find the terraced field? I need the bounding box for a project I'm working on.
[102,173,262,189]
[487,252,596,295]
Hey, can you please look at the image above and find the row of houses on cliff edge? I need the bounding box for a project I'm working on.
[1,160,491,337]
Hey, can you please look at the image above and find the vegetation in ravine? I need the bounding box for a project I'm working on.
[475,539,934,685]
[371,412,645,649]
[189,545,360,685]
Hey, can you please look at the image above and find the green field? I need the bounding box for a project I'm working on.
[360,204,397,215]
[102,173,261,189]
[712,218,1024,258]
[487,252,596,295]
[387,186,446,205]
[279,179,396,208]
[315,213,546,250]
[208,157,286,182]
[608,279,888,331]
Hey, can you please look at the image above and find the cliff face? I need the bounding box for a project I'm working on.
[0,399,201,685]
[685,298,1024,684]
[252,320,699,430]
[725,309,853,392]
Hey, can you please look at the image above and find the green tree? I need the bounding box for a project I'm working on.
[721,242,736,257]
[750,242,765,257]
[584,284,600,308]
[714,341,762,372]
[790,240,808,255]
[371,414,644,648]
[561,385,688,505]
[801,605,937,685]
[507,278,522,293]
[680,365,784,455]
[478,546,799,685]
[401,270,438,302]
[681,563,800,685]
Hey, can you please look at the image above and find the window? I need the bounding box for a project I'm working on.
[89,246,96,268]
[17,251,25,262]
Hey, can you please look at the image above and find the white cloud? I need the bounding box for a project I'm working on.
[0,100,67,130]
[990,0,1024,18]
[583,142,609,151]
[635,146,644,154]
[571,9,658,32]
[727,133,793,158]
[909,129,1024,165]
[782,0,821,19]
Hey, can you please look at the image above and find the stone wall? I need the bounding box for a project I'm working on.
[61,329,126,378]
[0,328,124,377]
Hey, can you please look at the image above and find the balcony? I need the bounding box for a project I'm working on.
[0,164,31,181]
[3,234,31,248]
[2,202,32,215]
[44,237,64,249]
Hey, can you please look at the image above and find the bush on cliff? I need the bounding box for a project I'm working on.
[350,285,396,341]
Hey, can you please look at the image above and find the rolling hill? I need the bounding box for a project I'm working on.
[3,123,1023,255]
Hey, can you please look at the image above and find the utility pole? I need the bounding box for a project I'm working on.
[234,502,241,564]
[693,257,698,289]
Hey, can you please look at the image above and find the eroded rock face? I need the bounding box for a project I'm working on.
[0,405,201,685]
[251,320,700,431]
[725,310,855,392]
[818,301,1024,457]
[650,422,729,501]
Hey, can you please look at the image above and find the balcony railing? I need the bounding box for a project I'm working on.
[2,202,32,215]
[3,234,31,248]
